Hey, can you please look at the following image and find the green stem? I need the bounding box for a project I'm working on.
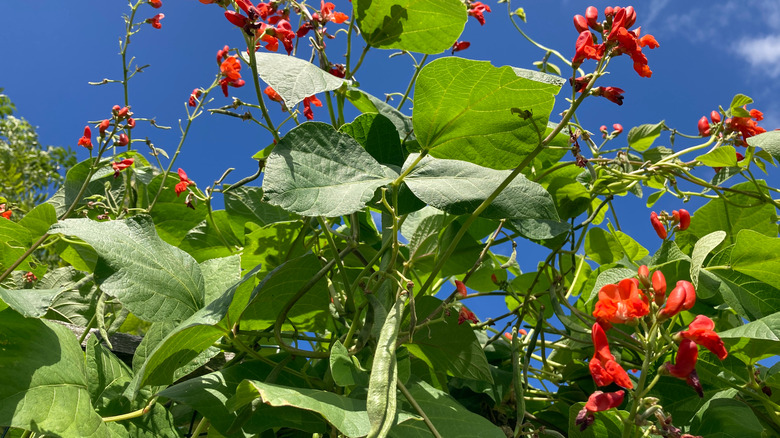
[622,321,658,438]
[396,54,428,110]
[244,38,281,142]
[102,397,157,422]
[397,380,443,438]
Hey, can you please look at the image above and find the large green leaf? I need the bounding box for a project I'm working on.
[747,130,780,163]
[731,230,780,291]
[389,379,507,438]
[690,390,765,437]
[695,146,740,167]
[403,154,560,222]
[340,113,406,167]
[354,0,466,54]
[584,228,647,265]
[0,303,109,437]
[49,216,205,322]
[126,266,260,397]
[413,57,561,170]
[346,88,415,140]
[228,380,416,438]
[240,252,329,331]
[177,210,241,263]
[627,121,665,152]
[689,230,726,288]
[0,286,60,318]
[18,202,57,238]
[249,52,347,108]
[241,220,304,273]
[717,311,780,364]
[263,122,396,217]
[85,336,133,413]
[223,186,294,241]
[0,214,30,247]
[403,296,493,382]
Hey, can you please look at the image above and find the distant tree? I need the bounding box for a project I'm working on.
[0,89,76,214]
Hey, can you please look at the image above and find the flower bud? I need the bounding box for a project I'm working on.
[574,14,588,33]
[455,280,467,298]
[650,211,667,240]
[98,119,111,135]
[710,110,721,124]
[624,6,636,28]
[603,6,613,17]
[585,6,599,28]
[677,209,690,231]
[652,270,666,305]
[126,118,136,129]
[612,123,623,134]
[116,133,129,146]
[117,106,130,119]
[659,280,696,318]
[638,265,649,284]
[697,116,710,136]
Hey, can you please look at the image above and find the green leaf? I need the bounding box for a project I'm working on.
[718,311,780,364]
[690,390,765,437]
[146,173,208,246]
[354,0,466,54]
[126,266,260,397]
[747,130,780,163]
[240,253,329,331]
[729,93,753,117]
[403,296,493,382]
[346,88,415,140]
[689,230,726,288]
[340,113,406,167]
[159,360,326,436]
[584,228,647,265]
[228,380,415,438]
[0,304,110,437]
[223,185,295,241]
[177,210,240,263]
[695,146,739,167]
[330,340,368,387]
[0,214,31,247]
[263,122,396,217]
[18,202,57,238]
[46,158,123,217]
[49,216,205,322]
[241,220,304,273]
[731,230,780,291]
[85,336,133,413]
[627,121,666,152]
[389,379,507,438]
[248,52,347,108]
[0,286,60,318]
[414,57,561,170]
[201,254,241,304]
[403,154,561,222]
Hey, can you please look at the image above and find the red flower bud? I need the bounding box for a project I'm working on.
[651,271,666,305]
[112,105,121,114]
[613,123,623,134]
[116,133,129,146]
[710,110,721,124]
[117,106,130,119]
[146,13,164,29]
[637,265,649,282]
[451,41,471,54]
[126,118,136,129]
[659,280,696,318]
[697,116,710,136]
[650,211,667,240]
[455,280,467,298]
[624,6,636,28]
[736,152,745,162]
[677,209,690,231]
[585,6,598,27]
[78,126,93,150]
[150,0,162,8]
[98,119,111,135]
[603,6,613,17]
[573,14,588,33]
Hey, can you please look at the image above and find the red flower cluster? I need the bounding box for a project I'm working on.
[174,168,194,196]
[649,209,690,239]
[112,158,134,178]
[600,123,623,138]
[458,306,478,325]
[698,106,766,147]
[296,0,349,38]
[467,1,491,25]
[572,6,658,77]
[224,0,296,54]
[218,55,246,97]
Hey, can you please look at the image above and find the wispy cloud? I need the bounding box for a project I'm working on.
[735,35,780,78]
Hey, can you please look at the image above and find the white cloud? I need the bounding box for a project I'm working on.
[736,35,780,78]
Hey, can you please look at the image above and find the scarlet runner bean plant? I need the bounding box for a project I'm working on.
[2,2,780,438]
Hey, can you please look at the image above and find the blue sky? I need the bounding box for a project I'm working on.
[1,1,779,316]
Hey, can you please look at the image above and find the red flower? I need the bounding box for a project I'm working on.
[302,95,322,120]
[455,280,467,298]
[593,278,649,327]
[175,168,193,197]
[662,339,703,397]
[328,63,346,78]
[458,306,478,325]
[605,8,658,77]
[593,86,625,105]
[24,271,37,282]
[149,0,162,8]
[1,209,11,220]
[650,211,667,239]
[188,88,202,107]
[588,323,633,389]
[116,133,129,147]
[219,56,246,97]
[726,107,766,146]
[659,280,696,318]
[216,44,230,64]
[613,123,623,134]
[451,41,471,54]
[572,31,604,68]
[112,158,134,178]
[467,1,491,26]
[319,0,348,24]
[575,390,625,431]
[146,13,164,29]
[78,126,93,150]
[675,209,690,231]
[264,86,283,103]
[570,76,591,93]
[126,118,136,129]
[678,315,728,360]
